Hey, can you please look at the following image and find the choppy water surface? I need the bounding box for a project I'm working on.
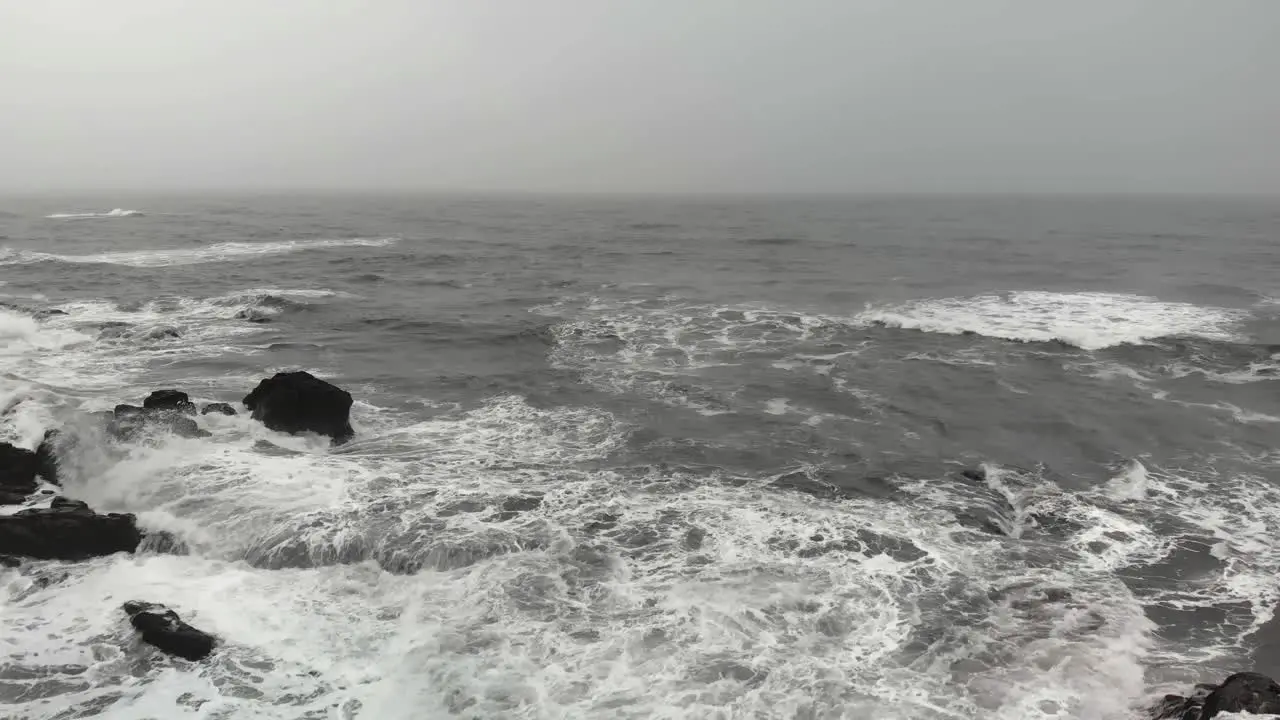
[2,194,1280,719]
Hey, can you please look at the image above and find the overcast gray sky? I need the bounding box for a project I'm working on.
[1,0,1276,194]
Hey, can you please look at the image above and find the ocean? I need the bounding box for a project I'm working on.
[1,193,1279,719]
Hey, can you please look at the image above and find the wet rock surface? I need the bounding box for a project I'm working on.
[0,497,143,560]
[1154,672,1280,719]
[243,370,354,443]
[122,601,216,661]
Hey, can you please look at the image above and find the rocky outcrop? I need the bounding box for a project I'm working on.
[243,371,353,443]
[200,402,237,416]
[1154,672,1280,719]
[110,403,209,440]
[1152,683,1215,719]
[122,601,216,661]
[0,497,142,560]
[143,390,195,414]
[0,441,39,503]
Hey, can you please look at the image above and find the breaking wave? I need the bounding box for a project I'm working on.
[858,291,1248,350]
[45,208,144,219]
[0,237,399,268]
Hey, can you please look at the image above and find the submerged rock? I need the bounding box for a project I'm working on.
[143,390,196,414]
[0,442,39,502]
[143,326,181,340]
[200,402,238,416]
[1154,672,1280,719]
[243,370,354,443]
[1152,685,1213,720]
[0,496,142,560]
[235,308,273,323]
[138,530,190,556]
[109,404,210,441]
[122,601,216,661]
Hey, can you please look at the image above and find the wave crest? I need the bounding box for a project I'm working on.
[858,291,1248,350]
[0,237,398,268]
[45,208,144,219]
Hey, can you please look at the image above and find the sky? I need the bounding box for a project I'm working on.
[0,0,1276,194]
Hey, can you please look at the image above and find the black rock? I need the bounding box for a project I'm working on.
[114,404,146,417]
[0,442,39,499]
[0,490,27,504]
[200,402,237,416]
[243,371,354,443]
[35,429,61,485]
[1154,674,1280,720]
[170,417,212,439]
[1200,672,1280,719]
[0,496,142,560]
[0,554,20,568]
[143,390,196,414]
[122,601,216,661]
[1152,684,1214,720]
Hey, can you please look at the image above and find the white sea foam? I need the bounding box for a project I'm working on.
[0,300,268,395]
[0,237,398,268]
[45,208,144,219]
[538,297,865,416]
[859,291,1248,350]
[1105,459,1155,502]
[0,409,1228,719]
[4,288,1274,718]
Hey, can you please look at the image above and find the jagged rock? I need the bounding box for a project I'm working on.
[243,371,354,443]
[200,402,237,416]
[35,429,61,485]
[143,390,195,414]
[0,442,38,501]
[1202,672,1280,718]
[122,601,216,661]
[0,496,142,559]
[1154,673,1280,719]
[0,554,20,568]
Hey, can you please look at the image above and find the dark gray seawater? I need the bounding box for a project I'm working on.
[2,194,1279,718]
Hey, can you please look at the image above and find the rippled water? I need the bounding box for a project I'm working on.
[2,194,1280,719]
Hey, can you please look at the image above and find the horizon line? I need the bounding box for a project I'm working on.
[2,187,1279,199]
